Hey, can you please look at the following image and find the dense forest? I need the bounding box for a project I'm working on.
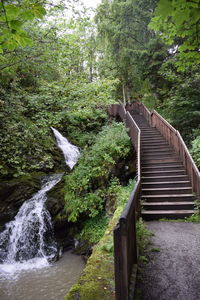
[0,0,199,181]
[0,0,199,252]
[0,0,199,298]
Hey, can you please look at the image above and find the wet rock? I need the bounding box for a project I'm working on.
[73,239,93,258]
[46,177,65,218]
[0,177,40,227]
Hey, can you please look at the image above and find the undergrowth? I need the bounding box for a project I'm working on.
[64,122,132,222]
[65,179,135,300]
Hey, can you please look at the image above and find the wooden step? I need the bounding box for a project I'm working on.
[142,148,173,154]
[142,187,192,195]
[141,194,195,202]
[142,170,186,176]
[142,170,186,177]
[142,154,175,159]
[142,145,173,151]
[142,140,168,145]
[142,175,189,182]
[141,138,165,142]
[141,133,162,137]
[141,158,180,164]
[140,128,157,131]
[142,202,194,211]
[141,209,194,220]
[142,181,191,188]
[142,163,184,169]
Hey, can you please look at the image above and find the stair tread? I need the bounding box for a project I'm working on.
[142,164,183,168]
[143,187,191,191]
[142,181,190,184]
[142,175,187,179]
[142,149,173,152]
[142,153,174,155]
[142,210,194,214]
[143,170,185,173]
[143,201,194,205]
[142,194,195,198]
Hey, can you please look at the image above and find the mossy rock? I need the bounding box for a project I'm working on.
[0,175,41,226]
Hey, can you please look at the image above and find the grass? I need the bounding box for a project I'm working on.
[159,211,200,223]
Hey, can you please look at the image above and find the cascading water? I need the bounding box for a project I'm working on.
[0,129,80,275]
[51,127,80,169]
[0,174,62,274]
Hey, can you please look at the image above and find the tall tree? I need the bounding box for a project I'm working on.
[149,0,200,71]
[95,0,158,101]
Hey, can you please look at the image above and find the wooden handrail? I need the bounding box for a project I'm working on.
[108,104,141,300]
[109,101,200,300]
[128,102,200,199]
[151,110,200,198]
[126,112,141,180]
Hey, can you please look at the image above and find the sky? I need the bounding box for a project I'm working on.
[81,0,102,8]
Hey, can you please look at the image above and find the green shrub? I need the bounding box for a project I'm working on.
[65,180,135,300]
[64,122,132,222]
[0,79,118,178]
[190,133,200,168]
[77,214,109,244]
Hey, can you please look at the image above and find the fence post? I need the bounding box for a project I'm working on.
[114,222,129,300]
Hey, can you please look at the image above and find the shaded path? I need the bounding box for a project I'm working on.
[138,221,200,300]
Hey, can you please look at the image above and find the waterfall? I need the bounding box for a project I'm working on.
[0,129,80,275]
[0,174,62,274]
[51,127,80,169]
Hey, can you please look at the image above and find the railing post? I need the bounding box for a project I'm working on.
[114,222,129,300]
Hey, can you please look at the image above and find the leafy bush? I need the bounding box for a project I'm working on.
[64,122,132,221]
[65,179,135,300]
[190,132,200,168]
[77,214,109,244]
[0,79,118,178]
[159,75,200,143]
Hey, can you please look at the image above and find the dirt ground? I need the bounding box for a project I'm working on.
[136,221,200,300]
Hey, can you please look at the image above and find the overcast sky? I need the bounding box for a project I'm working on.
[82,0,102,8]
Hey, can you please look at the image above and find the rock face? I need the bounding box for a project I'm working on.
[0,174,76,252]
[0,177,40,228]
[46,176,66,218]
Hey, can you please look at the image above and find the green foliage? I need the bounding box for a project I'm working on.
[77,214,109,244]
[64,122,132,221]
[136,217,153,260]
[0,78,118,178]
[187,213,200,223]
[160,74,200,143]
[0,0,46,53]
[65,180,135,300]
[190,133,200,168]
[150,0,200,71]
[95,0,158,100]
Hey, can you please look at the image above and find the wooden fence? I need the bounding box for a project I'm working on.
[125,102,200,198]
[109,101,200,300]
[109,104,141,300]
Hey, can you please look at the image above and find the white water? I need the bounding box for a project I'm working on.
[0,129,80,277]
[0,174,63,275]
[51,127,80,169]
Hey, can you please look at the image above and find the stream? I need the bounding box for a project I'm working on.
[0,251,85,300]
[0,129,83,299]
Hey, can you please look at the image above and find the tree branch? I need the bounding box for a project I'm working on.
[1,0,10,29]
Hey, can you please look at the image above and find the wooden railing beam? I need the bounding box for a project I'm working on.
[109,104,141,300]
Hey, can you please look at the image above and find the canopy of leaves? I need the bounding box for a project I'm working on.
[149,0,200,71]
[0,0,46,53]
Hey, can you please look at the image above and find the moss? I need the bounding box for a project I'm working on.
[65,208,122,300]
[65,182,134,300]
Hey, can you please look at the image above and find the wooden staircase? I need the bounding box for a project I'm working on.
[131,112,196,220]
[109,102,200,300]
